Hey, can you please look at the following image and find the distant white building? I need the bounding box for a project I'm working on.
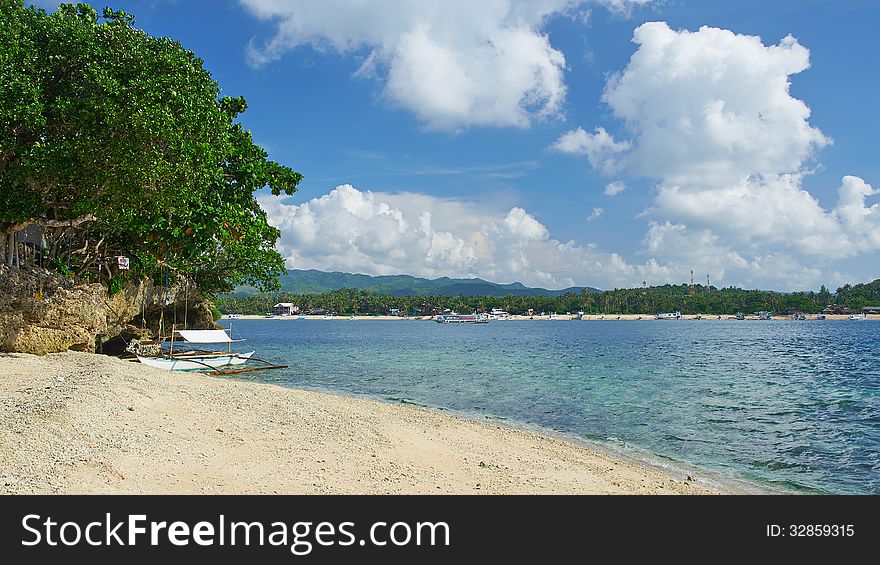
[273,302,298,316]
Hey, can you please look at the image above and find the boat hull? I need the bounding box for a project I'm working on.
[137,352,255,371]
[435,314,489,323]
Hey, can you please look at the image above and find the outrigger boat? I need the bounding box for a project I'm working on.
[136,326,286,375]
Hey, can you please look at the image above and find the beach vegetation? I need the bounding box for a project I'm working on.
[107,276,125,296]
[0,1,301,295]
[216,279,880,316]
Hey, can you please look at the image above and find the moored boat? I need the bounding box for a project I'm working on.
[135,328,285,374]
[137,351,254,371]
[435,312,489,324]
[488,308,512,320]
[655,311,681,320]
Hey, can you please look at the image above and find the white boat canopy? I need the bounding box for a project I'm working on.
[176,329,237,343]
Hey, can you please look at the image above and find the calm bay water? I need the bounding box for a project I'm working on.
[221,318,879,494]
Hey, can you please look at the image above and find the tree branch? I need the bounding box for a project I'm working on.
[3,214,97,234]
[35,214,97,228]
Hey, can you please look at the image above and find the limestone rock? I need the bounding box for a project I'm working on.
[0,265,217,355]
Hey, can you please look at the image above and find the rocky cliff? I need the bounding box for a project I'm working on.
[0,265,216,355]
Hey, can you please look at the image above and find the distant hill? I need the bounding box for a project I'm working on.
[233,269,598,297]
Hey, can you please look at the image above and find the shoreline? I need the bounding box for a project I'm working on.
[225,313,875,321]
[264,380,771,496]
[1,351,722,495]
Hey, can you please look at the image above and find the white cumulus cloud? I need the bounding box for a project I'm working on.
[261,184,674,289]
[239,0,654,131]
[602,22,830,186]
[649,174,880,259]
[603,181,625,196]
[552,22,880,289]
[549,127,631,174]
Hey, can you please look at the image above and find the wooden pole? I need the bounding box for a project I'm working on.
[169,324,175,358]
[183,277,188,329]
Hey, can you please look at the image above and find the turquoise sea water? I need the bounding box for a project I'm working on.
[220,318,879,494]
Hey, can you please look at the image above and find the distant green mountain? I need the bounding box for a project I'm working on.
[233,269,598,297]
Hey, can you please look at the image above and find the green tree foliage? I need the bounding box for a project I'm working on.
[0,2,301,293]
[216,280,880,316]
[834,280,880,308]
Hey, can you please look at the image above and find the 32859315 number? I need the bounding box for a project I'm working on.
[788,524,854,537]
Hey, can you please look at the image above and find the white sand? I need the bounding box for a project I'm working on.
[0,351,717,494]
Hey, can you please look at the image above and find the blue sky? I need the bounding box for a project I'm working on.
[32,1,880,290]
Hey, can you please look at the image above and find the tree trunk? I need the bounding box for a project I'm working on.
[2,215,96,269]
[6,232,15,268]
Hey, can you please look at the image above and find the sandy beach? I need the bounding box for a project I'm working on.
[0,351,717,495]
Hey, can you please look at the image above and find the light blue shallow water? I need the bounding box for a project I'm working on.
[220,319,880,494]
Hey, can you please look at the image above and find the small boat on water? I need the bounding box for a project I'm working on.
[435,312,489,324]
[136,328,286,374]
[849,314,866,320]
[655,311,681,320]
